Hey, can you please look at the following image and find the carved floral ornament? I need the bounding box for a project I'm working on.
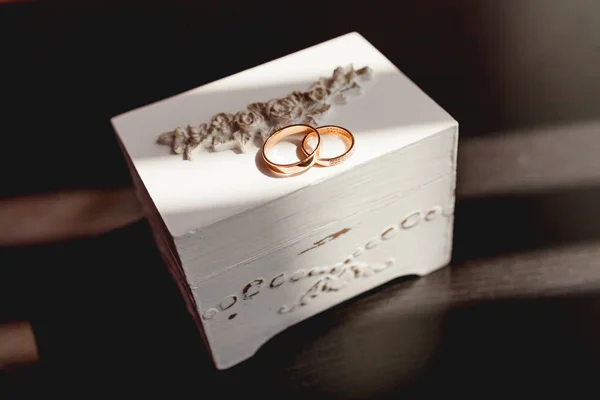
[157,65,373,160]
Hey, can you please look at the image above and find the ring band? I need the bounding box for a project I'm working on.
[301,125,355,167]
[262,124,321,176]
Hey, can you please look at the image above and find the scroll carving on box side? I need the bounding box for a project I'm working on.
[156,65,373,160]
[199,203,454,322]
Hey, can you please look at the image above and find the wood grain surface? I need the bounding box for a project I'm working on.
[2,0,600,397]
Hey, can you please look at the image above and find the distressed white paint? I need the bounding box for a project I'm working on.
[426,205,443,221]
[269,273,286,288]
[219,295,237,311]
[290,269,308,281]
[202,308,218,321]
[113,32,458,370]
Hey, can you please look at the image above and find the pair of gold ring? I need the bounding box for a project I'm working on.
[261,124,355,176]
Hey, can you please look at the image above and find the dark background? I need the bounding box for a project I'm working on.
[2,0,600,398]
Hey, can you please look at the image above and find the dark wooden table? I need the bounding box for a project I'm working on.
[2,1,600,398]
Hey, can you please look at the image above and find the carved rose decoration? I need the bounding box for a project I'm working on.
[233,108,268,150]
[184,123,208,160]
[209,113,236,136]
[172,127,187,155]
[235,109,264,133]
[307,82,329,103]
[266,95,303,125]
[157,65,372,159]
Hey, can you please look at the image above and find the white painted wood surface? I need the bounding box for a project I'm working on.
[112,32,458,369]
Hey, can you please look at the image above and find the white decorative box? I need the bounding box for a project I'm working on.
[112,32,458,370]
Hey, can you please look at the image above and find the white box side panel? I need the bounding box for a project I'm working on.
[196,172,455,369]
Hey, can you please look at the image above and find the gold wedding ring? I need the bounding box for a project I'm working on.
[301,125,355,167]
[261,124,321,176]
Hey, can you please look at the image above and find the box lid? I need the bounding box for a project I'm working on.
[112,32,455,237]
